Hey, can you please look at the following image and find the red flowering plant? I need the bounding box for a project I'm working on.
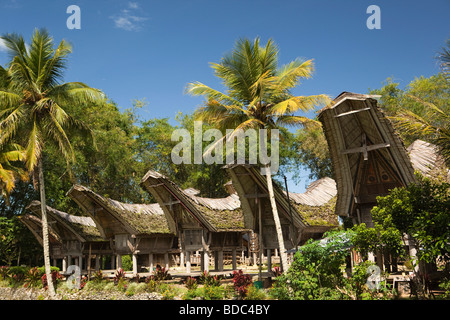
[41,270,63,290]
[232,270,252,298]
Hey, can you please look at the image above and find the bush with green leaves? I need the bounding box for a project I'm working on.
[270,230,353,300]
[371,174,450,265]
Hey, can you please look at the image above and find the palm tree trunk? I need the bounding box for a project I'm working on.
[264,163,289,273]
[38,159,56,298]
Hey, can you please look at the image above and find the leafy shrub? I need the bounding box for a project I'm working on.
[199,271,221,287]
[24,267,43,288]
[9,266,28,285]
[158,283,179,300]
[245,285,268,300]
[0,266,9,280]
[146,266,171,282]
[91,270,105,283]
[232,270,252,298]
[272,266,282,277]
[183,285,225,300]
[41,270,63,290]
[184,276,198,290]
[113,268,126,285]
[269,230,352,300]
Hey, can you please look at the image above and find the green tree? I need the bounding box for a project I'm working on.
[370,73,450,165]
[291,124,332,181]
[0,29,105,297]
[186,37,330,272]
[371,174,450,265]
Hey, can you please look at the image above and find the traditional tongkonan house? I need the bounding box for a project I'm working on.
[21,201,110,274]
[318,92,417,227]
[67,184,178,275]
[226,164,339,271]
[140,170,249,274]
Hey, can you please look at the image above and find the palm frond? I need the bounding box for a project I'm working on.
[273,59,314,93]
[275,115,320,128]
[0,104,28,144]
[268,94,330,116]
[0,90,21,109]
[25,118,42,172]
[40,112,75,165]
[185,82,240,105]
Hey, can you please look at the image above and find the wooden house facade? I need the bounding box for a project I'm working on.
[318,92,417,226]
[140,170,248,273]
[67,184,177,275]
[21,201,111,273]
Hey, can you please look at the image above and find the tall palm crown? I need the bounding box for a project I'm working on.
[186,37,329,134]
[0,29,104,173]
[186,37,330,273]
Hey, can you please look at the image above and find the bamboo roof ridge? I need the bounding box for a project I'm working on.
[140,170,247,232]
[318,92,417,218]
[67,184,172,238]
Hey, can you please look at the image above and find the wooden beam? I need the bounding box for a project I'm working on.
[334,107,370,118]
[147,183,165,188]
[342,142,390,160]
[244,193,269,198]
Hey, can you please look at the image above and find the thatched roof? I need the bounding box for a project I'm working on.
[140,170,247,233]
[67,184,172,238]
[318,92,417,218]
[287,177,339,227]
[25,200,103,242]
[19,214,61,245]
[407,139,450,181]
[226,165,338,230]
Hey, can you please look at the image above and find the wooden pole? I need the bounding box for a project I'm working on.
[87,243,92,281]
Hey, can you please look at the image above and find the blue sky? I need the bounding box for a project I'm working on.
[0,0,449,192]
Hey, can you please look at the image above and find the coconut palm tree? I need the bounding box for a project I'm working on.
[0,29,105,297]
[186,37,330,272]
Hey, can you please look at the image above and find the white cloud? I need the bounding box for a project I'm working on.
[128,2,139,9]
[110,2,147,31]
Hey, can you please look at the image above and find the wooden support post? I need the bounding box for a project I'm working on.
[110,255,115,270]
[148,253,154,273]
[132,254,138,276]
[267,249,272,272]
[78,255,83,272]
[95,255,100,271]
[62,256,67,273]
[201,251,209,272]
[87,244,92,280]
[218,250,224,272]
[186,251,191,274]
[116,254,122,269]
[180,251,185,268]
[232,249,237,270]
[164,253,169,270]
